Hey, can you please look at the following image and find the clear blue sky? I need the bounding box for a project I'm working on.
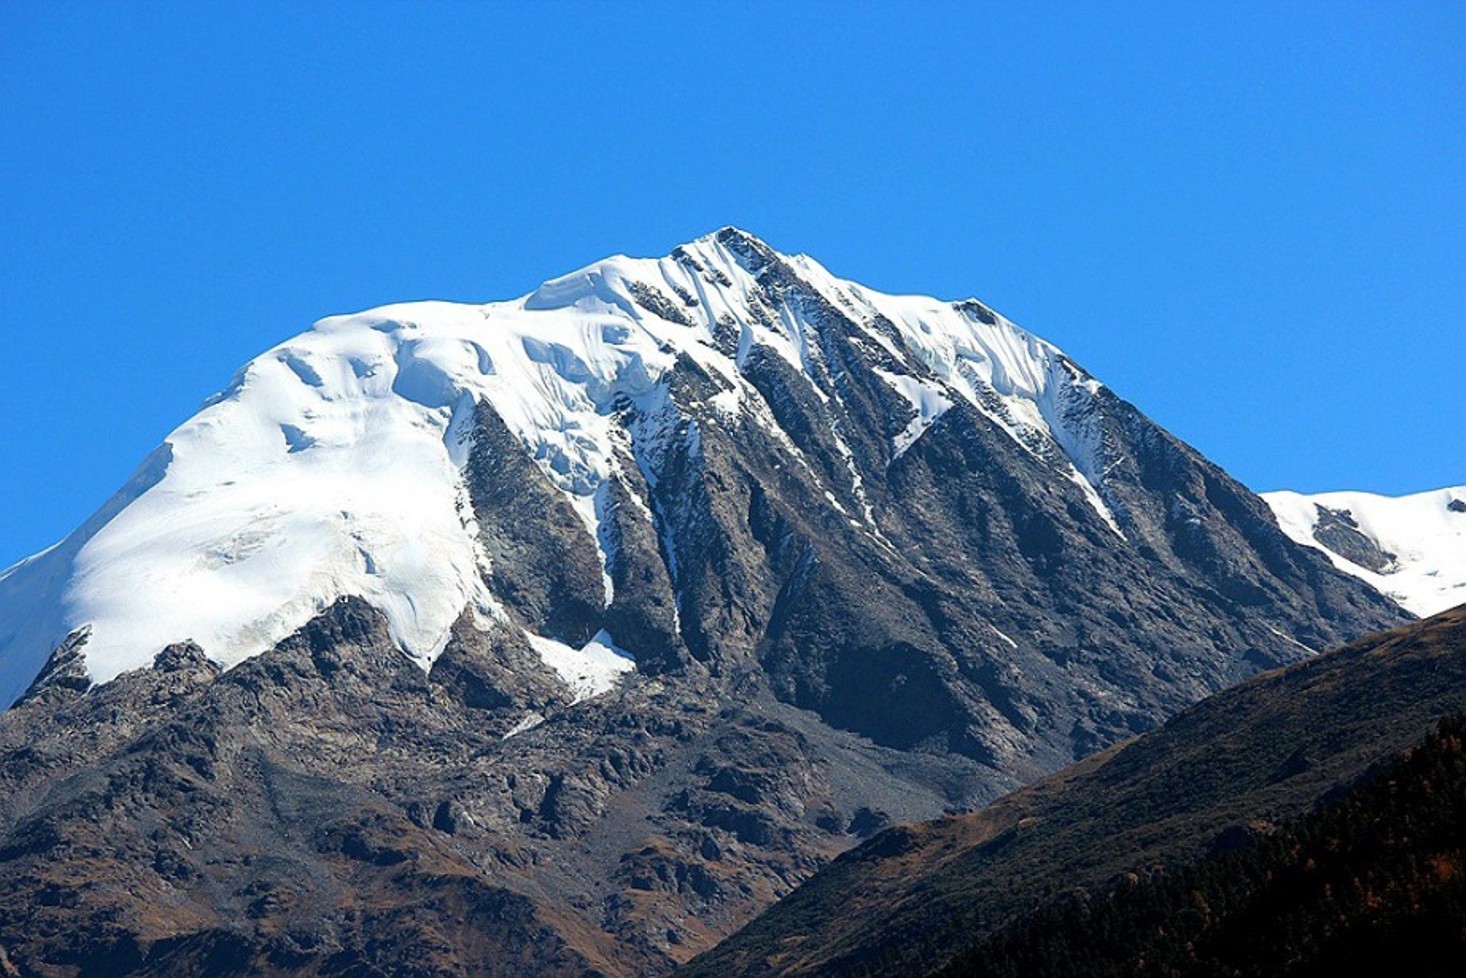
[1,1,1461,564]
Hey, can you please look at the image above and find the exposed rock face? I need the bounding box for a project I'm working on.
[466,400,608,646]
[0,598,992,976]
[0,229,1408,974]
[1311,504,1397,573]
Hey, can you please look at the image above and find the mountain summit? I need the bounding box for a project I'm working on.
[0,230,1406,974]
[0,228,1400,705]
[2,228,1129,703]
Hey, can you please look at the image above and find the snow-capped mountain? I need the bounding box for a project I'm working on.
[0,229,1406,975]
[1264,486,1466,617]
[2,228,1124,705]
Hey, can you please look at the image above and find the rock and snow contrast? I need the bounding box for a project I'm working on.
[1264,487,1466,617]
[0,228,1128,706]
[0,229,1411,976]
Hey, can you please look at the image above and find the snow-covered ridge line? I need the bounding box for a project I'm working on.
[0,227,1112,705]
[1263,486,1466,617]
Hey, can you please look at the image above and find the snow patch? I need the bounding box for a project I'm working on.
[872,367,952,459]
[1263,486,1466,617]
[503,711,546,739]
[1263,623,1318,656]
[708,387,742,417]
[989,623,1019,649]
[524,628,635,703]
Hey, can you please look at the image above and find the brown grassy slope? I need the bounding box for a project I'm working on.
[680,604,1466,978]
[933,712,1466,977]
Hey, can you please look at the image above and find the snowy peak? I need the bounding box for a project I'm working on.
[1,229,1137,704]
[0,230,1425,977]
[1263,486,1466,617]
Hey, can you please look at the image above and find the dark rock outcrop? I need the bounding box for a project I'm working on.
[1311,503,1398,573]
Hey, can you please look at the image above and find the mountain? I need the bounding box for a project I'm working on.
[682,605,1466,978]
[931,713,1466,977]
[0,229,1405,974]
[1264,486,1466,617]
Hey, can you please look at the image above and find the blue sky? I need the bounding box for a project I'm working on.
[1,1,1461,564]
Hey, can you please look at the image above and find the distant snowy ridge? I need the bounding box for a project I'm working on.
[0,228,1116,706]
[1263,486,1466,617]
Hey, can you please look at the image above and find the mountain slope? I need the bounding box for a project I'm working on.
[681,606,1466,978]
[1264,486,1466,616]
[0,229,1407,974]
[934,713,1466,977]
